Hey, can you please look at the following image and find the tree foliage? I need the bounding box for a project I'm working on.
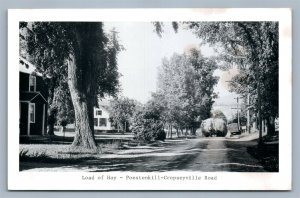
[21,22,122,99]
[228,113,247,126]
[170,22,279,137]
[51,81,75,125]
[187,22,278,120]
[108,97,141,132]
[156,48,218,132]
[130,100,166,142]
[154,22,278,130]
[20,22,122,149]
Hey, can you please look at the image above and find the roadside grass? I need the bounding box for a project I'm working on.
[246,142,279,172]
[19,141,124,164]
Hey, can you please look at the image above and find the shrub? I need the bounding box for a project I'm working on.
[60,119,68,127]
[131,108,166,142]
[155,128,166,141]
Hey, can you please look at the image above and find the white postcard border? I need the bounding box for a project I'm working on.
[8,8,292,190]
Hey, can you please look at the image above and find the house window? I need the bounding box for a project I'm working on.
[29,103,35,123]
[99,118,107,127]
[29,75,36,92]
[94,118,98,126]
[96,110,102,116]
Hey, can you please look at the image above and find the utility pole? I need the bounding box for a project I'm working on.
[247,85,250,133]
[226,80,243,131]
[232,97,241,130]
[236,97,240,130]
[226,79,252,134]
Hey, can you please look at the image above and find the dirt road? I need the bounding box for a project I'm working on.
[20,137,266,172]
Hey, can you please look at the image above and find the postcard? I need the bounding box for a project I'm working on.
[8,8,291,190]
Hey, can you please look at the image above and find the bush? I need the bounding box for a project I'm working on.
[131,108,166,142]
[60,119,68,127]
[155,128,166,141]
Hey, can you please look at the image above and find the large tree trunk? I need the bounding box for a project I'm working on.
[191,125,196,136]
[47,107,57,136]
[267,116,275,136]
[47,122,55,136]
[185,128,188,138]
[66,23,108,150]
[67,54,97,150]
[47,78,57,136]
[180,129,183,137]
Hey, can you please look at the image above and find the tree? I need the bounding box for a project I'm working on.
[108,97,140,133]
[20,25,61,136]
[156,48,218,135]
[154,22,278,140]
[52,81,75,127]
[228,113,247,127]
[47,107,58,136]
[45,80,58,136]
[184,22,278,140]
[131,99,166,142]
[20,22,122,150]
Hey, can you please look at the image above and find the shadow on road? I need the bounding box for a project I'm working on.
[20,138,277,172]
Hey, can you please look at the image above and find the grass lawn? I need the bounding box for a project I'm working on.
[19,132,278,172]
[19,140,123,165]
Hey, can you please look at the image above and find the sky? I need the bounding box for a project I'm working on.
[104,22,238,119]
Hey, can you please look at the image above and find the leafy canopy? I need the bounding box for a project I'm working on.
[156,48,218,129]
[21,22,122,99]
[186,22,278,118]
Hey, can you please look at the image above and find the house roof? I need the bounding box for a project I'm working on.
[94,98,113,115]
[98,98,111,107]
[19,56,43,76]
[20,92,47,103]
[101,105,113,114]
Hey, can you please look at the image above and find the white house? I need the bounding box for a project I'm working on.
[93,99,115,131]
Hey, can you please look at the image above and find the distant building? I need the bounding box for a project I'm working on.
[55,99,115,132]
[19,57,48,136]
[94,99,115,131]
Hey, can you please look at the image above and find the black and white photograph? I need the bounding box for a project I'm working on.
[8,9,292,190]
